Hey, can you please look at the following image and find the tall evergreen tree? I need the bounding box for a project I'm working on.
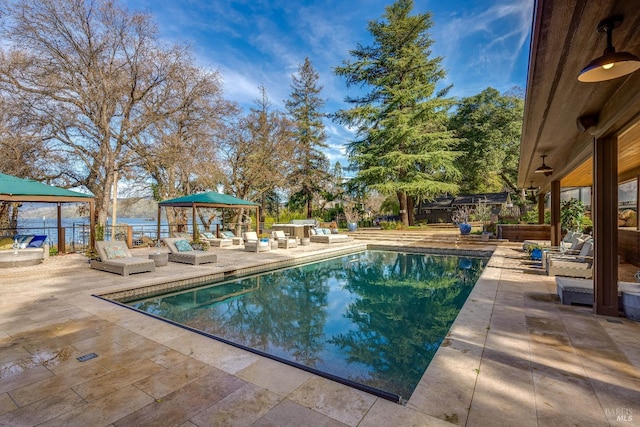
[449,87,524,193]
[334,0,460,226]
[285,58,330,219]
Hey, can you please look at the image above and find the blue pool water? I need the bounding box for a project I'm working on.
[124,250,486,401]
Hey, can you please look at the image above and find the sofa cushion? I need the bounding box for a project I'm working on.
[174,239,193,252]
[0,237,14,250]
[27,235,47,248]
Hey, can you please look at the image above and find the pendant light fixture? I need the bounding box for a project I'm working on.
[534,155,553,176]
[578,16,640,83]
[526,181,537,193]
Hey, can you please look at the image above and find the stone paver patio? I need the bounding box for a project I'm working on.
[1,239,639,426]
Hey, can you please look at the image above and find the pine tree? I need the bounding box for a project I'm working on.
[334,0,460,226]
[286,58,330,219]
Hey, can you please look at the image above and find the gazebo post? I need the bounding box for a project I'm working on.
[57,202,65,254]
[192,203,197,240]
[157,204,162,243]
[89,200,95,250]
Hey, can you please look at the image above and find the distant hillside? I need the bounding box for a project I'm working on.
[19,198,158,219]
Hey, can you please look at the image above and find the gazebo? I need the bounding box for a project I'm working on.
[157,192,259,241]
[0,172,95,252]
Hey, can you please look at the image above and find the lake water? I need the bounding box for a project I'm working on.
[10,217,166,246]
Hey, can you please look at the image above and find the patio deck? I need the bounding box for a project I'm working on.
[0,239,639,426]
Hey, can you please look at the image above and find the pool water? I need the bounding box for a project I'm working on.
[125,250,486,401]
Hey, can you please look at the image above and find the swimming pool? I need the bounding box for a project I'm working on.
[120,250,486,402]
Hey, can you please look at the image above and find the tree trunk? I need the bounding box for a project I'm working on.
[306,196,312,219]
[407,196,415,226]
[397,191,409,226]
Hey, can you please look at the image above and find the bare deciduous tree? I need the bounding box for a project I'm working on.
[220,85,296,226]
[0,0,203,225]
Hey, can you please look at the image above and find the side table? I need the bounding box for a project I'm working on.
[149,252,169,267]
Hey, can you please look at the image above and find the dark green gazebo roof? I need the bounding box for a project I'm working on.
[159,191,257,207]
[0,172,93,202]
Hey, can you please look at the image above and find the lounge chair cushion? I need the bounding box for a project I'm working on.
[174,239,193,252]
[202,232,216,239]
[222,231,235,238]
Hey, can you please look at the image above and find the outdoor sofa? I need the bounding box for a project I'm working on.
[0,234,49,267]
[163,237,217,265]
[309,227,352,244]
[545,240,594,278]
[91,240,156,276]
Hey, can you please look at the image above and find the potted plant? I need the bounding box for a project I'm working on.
[342,200,362,232]
[474,197,493,241]
[527,243,544,261]
[452,206,473,235]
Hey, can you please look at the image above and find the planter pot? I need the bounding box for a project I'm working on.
[481,232,491,242]
[347,222,358,232]
[530,248,543,261]
[459,223,472,235]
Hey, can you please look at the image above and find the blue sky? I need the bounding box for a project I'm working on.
[127,0,533,168]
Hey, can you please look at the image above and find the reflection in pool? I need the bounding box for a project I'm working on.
[125,250,486,401]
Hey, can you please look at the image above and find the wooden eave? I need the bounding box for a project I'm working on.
[519,0,640,191]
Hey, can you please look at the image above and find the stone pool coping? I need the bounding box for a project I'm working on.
[2,240,639,425]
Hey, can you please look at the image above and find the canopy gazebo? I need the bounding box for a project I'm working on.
[0,172,95,253]
[157,192,259,241]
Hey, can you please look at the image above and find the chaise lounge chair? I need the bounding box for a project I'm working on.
[163,238,217,265]
[271,230,298,249]
[91,240,156,276]
[242,231,270,253]
[220,230,243,245]
[201,232,233,247]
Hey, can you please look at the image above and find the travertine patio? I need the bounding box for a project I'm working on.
[1,239,639,426]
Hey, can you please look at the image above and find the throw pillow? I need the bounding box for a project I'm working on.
[14,234,34,245]
[175,239,193,252]
[104,245,128,259]
[27,235,47,248]
[570,237,585,251]
[0,237,14,249]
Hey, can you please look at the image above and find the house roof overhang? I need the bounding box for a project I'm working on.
[518,0,640,191]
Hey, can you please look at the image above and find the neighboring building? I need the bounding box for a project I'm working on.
[416,192,509,223]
